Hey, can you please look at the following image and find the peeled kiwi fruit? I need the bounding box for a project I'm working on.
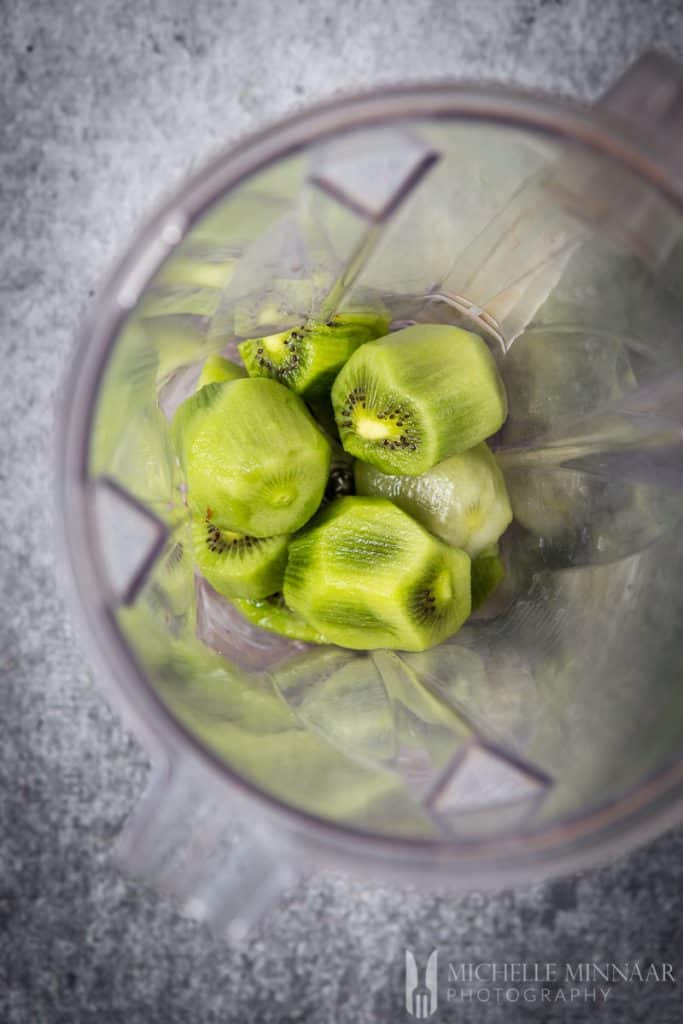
[332,324,507,476]
[238,309,390,399]
[230,592,329,644]
[173,377,331,537]
[197,353,246,388]
[283,496,471,651]
[191,515,289,600]
[354,442,512,557]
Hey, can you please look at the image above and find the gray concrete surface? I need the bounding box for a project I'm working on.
[2,0,683,1021]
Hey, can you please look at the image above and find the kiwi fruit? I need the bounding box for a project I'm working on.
[283,496,471,652]
[230,592,329,644]
[197,353,246,388]
[173,377,331,537]
[238,309,390,399]
[470,550,505,611]
[331,324,507,476]
[191,514,289,600]
[354,442,512,557]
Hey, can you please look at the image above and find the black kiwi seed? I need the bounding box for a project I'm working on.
[206,520,259,555]
[340,386,419,450]
[411,585,442,624]
[323,461,355,505]
[251,327,309,381]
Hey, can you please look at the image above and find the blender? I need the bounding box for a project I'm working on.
[57,52,683,940]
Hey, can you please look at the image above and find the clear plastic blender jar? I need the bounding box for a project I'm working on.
[57,53,683,939]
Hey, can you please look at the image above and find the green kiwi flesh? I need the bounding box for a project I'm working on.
[231,593,329,644]
[173,378,331,537]
[191,515,289,600]
[332,324,507,476]
[238,309,390,399]
[197,353,247,388]
[284,496,471,651]
[354,442,512,556]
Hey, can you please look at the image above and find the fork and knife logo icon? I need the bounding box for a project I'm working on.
[405,949,439,1018]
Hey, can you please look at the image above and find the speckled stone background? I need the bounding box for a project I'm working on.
[2,0,683,1021]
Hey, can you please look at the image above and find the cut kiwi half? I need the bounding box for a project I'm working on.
[197,353,246,388]
[230,592,329,644]
[173,377,331,537]
[191,514,289,600]
[332,324,507,476]
[238,309,390,399]
[354,442,512,557]
[471,550,505,611]
[284,496,471,652]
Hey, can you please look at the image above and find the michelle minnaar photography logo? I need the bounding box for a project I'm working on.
[405,950,439,1018]
[404,951,675,1013]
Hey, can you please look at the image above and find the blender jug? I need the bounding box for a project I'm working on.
[58,53,683,939]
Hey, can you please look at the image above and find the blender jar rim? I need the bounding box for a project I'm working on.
[55,80,683,886]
